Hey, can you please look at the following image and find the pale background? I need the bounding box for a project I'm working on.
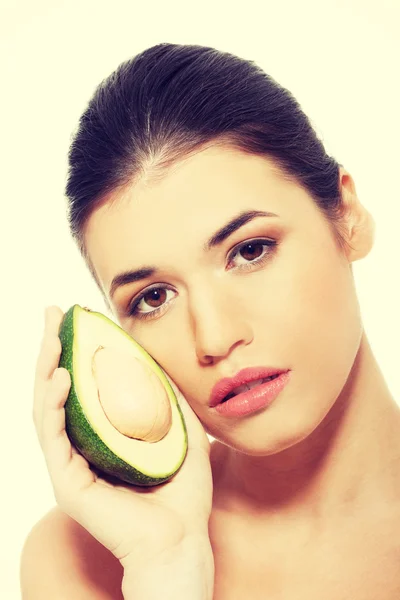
[1,0,399,597]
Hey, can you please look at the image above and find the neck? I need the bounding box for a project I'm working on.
[218,331,400,521]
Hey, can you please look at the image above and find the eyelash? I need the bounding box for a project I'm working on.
[127,238,278,321]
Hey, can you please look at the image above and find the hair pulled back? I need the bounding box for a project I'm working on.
[65,43,346,283]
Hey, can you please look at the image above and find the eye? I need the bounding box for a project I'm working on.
[127,286,176,321]
[126,238,278,322]
[227,238,277,271]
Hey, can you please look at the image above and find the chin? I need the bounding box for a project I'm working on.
[207,401,336,458]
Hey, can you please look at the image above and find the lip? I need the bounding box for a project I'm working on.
[209,366,290,407]
[214,371,290,417]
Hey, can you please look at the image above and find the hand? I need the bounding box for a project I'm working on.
[33,305,213,567]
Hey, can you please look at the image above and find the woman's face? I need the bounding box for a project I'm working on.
[84,145,363,456]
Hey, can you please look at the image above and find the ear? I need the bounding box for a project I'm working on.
[338,167,375,262]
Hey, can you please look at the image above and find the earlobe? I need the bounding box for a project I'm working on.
[338,169,376,262]
[346,207,375,262]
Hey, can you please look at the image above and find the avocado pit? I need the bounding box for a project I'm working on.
[91,344,172,442]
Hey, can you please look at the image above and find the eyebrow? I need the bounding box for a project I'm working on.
[109,209,278,299]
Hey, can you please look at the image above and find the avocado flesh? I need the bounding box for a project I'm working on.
[58,304,188,486]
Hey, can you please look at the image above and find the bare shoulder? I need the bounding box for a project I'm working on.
[20,506,123,599]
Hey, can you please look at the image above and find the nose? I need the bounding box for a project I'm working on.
[188,282,253,365]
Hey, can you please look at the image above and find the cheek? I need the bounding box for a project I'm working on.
[293,247,361,375]
[244,239,362,380]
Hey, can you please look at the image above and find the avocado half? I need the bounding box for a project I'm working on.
[58,304,188,486]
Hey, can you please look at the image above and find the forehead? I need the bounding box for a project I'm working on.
[84,146,315,289]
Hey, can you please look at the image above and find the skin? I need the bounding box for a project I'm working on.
[79,144,400,596]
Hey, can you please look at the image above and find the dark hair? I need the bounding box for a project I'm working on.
[65,42,348,295]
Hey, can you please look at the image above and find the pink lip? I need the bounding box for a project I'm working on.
[214,371,290,417]
[209,366,290,407]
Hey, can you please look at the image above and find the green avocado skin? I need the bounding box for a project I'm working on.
[58,305,187,486]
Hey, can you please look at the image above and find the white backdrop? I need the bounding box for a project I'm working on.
[1,0,399,597]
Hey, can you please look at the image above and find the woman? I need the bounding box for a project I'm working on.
[21,43,400,599]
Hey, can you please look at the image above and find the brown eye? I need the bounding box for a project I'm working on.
[228,238,277,271]
[128,287,176,320]
[239,242,264,261]
[143,288,167,308]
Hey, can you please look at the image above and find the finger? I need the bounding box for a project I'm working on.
[33,334,62,408]
[40,367,73,475]
[33,306,65,428]
[35,306,65,382]
[39,367,101,516]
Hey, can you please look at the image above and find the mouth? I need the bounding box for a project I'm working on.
[220,374,280,403]
[209,367,288,407]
